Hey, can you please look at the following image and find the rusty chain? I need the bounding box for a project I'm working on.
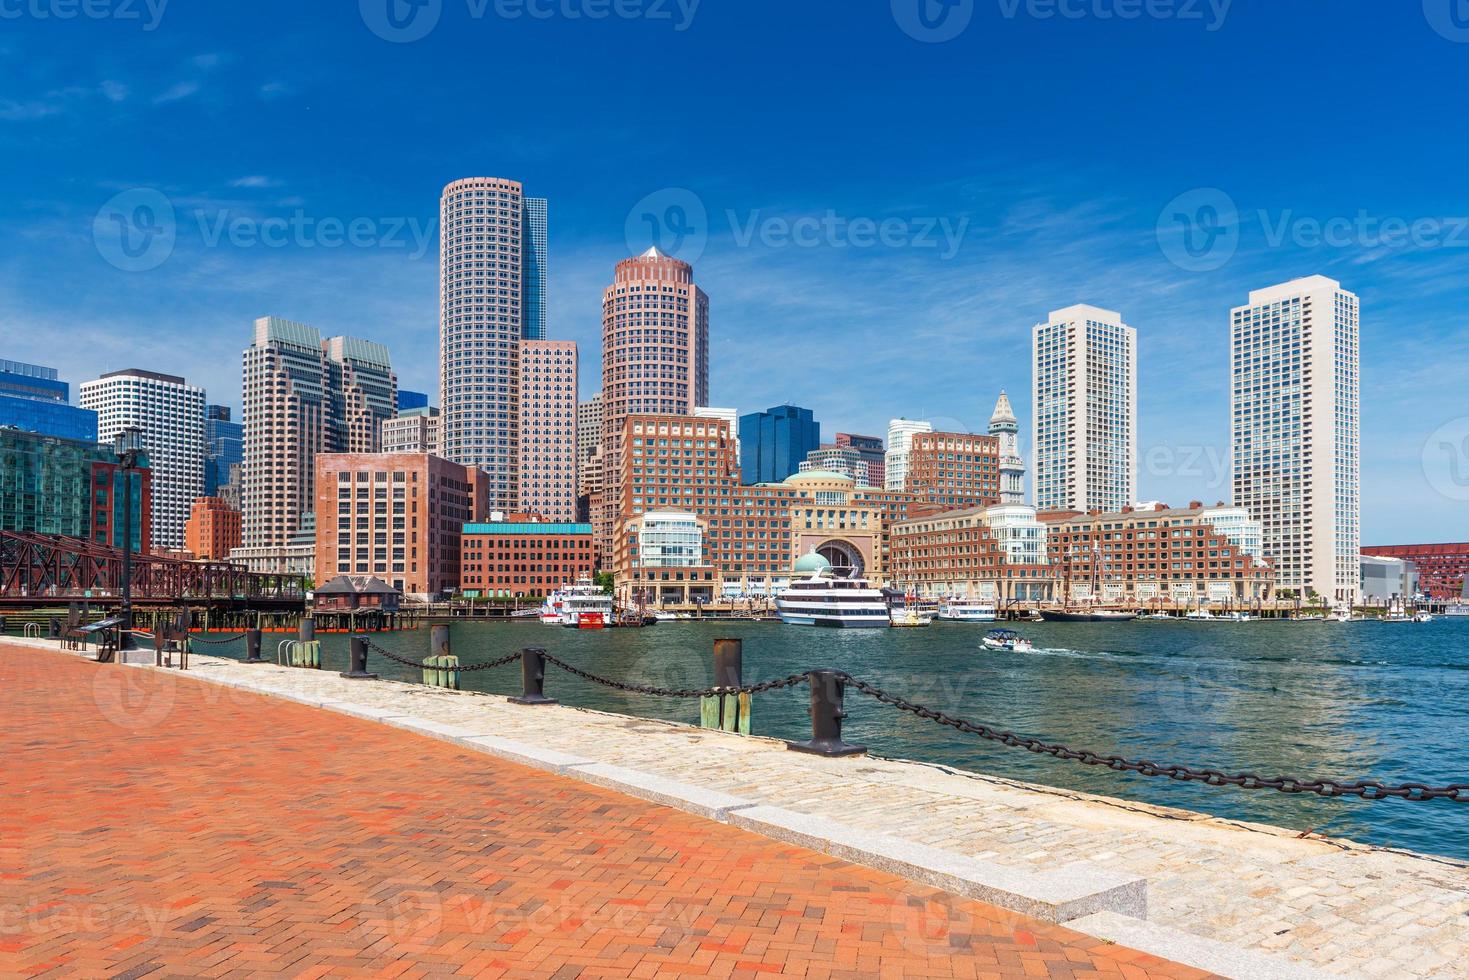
[361,638,523,673]
[842,676,1467,804]
[539,651,812,699]
[188,633,247,645]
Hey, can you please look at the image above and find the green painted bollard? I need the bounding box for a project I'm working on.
[422,655,460,690]
[700,639,750,735]
[290,640,321,669]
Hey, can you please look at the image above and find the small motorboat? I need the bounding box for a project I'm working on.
[1413,611,1434,623]
[982,629,1034,653]
[889,607,934,628]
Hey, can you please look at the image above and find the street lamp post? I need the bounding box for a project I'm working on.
[113,426,145,651]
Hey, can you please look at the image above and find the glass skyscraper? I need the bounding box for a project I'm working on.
[739,405,821,485]
[523,197,548,341]
[0,359,98,443]
[204,404,243,497]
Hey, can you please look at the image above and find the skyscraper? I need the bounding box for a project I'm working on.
[1031,304,1137,513]
[598,247,709,553]
[0,359,98,442]
[739,405,820,484]
[884,419,932,492]
[203,404,243,498]
[523,196,548,341]
[439,177,542,511]
[577,394,602,497]
[79,369,205,550]
[519,339,578,521]
[1231,276,1360,602]
[988,391,1026,505]
[238,317,396,568]
[835,433,885,488]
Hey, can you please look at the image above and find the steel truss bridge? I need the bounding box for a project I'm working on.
[0,531,304,609]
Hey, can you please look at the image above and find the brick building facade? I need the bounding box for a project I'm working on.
[1361,543,1469,600]
[460,521,595,597]
[183,496,242,560]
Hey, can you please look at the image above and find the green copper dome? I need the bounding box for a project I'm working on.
[793,551,832,574]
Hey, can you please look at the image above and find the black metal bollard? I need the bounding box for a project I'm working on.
[244,628,265,664]
[509,648,557,706]
[431,624,451,660]
[299,616,316,643]
[787,670,867,758]
[48,616,61,640]
[340,635,379,680]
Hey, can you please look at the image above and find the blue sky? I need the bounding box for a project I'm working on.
[3,0,1468,543]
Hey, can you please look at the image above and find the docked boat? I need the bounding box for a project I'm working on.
[1185,609,1217,622]
[884,589,934,628]
[537,591,566,624]
[936,598,998,622]
[558,579,615,629]
[982,629,1034,653]
[1038,609,1138,623]
[776,553,890,629]
[1413,611,1435,623]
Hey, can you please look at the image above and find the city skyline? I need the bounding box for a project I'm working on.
[3,3,1466,542]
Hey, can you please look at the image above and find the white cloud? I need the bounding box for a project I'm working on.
[153,81,201,105]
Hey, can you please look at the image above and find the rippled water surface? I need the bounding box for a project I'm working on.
[211,617,1469,859]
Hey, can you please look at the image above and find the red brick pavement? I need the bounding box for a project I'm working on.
[0,645,1215,979]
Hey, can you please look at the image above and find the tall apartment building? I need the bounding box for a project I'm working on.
[238,317,396,570]
[835,433,885,488]
[315,453,486,597]
[577,395,602,489]
[1231,276,1360,602]
[988,391,1026,505]
[1032,304,1137,513]
[903,430,1001,515]
[0,359,98,442]
[204,404,243,497]
[518,339,578,522]
[885,419,933,492]
[382,407,442,455]
[79,368,205,550]
[739,405,820,485]
[598,248,709,553]
[439,177,547,510]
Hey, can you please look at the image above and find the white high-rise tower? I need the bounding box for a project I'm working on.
[1231,275,1359,603]
[1032,304,1137,513]
[885,418,933,492]
[989,391,1026,505]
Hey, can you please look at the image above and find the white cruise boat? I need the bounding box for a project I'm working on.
[558,579,615,629]
[776,554,890,629]
[936,598,998,623]
[538,590,566,624]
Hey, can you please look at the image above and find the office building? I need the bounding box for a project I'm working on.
[988,392,1026,505]
[439,177,547,510]
[835,433,885,488]
[236,316,397,573]
[903,430,1001,515]
[739,405,820,485]
[79,368,206,551]
[1032,304,1137,513]
[519,339,578,522]
[461,519,594,597]
[799,445,870,485]
[0,428,150,552]
[1362,543,1469,599]
[1360,556,1419,604]
[0,359,98,443]
[890,504,1053,604]
[397,389,430,411]
[203,405,243,497]
[885,419,932,492]
[315,453,486,597]
[1231,276,1360,602]
[184,496,242,560]
[382,407,442,455]
[598,248,709,554]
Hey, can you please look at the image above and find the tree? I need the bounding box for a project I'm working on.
[595,572,615,595]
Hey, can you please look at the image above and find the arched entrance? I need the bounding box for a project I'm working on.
[816,540,864,576]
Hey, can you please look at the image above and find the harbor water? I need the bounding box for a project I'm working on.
[210,617,1469,860]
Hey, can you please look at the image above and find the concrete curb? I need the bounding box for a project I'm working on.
[1069,911,1337,980]
[562,762,757,821]
[727,804,1146,923]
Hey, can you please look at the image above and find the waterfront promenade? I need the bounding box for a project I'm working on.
[4,638,1467,977]
[1,644,1201,979]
